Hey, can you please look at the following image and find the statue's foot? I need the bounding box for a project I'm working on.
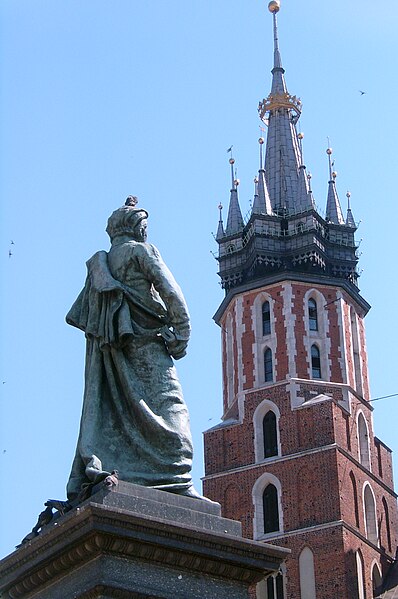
[178,486,213,502]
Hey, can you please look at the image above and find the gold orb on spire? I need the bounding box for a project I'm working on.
[326,148,333,155]
[268,0,280,13]
[346,191,351,199]
[298,132,304,140]
[229,158,235,165]
[332,171,337,179]
[234,178,240,187]
[258,137,265,145]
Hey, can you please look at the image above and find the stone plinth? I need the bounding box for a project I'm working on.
[0,482,289,598]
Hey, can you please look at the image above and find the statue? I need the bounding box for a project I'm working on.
[65,196,201,501]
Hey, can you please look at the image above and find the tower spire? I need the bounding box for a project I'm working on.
[325,146,344,224]
[258,1,311,214]
[269,1,286,95]
[225,156,244,236]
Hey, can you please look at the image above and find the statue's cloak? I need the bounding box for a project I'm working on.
[66,245,193,499]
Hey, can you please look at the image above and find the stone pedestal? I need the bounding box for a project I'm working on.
[0,482,288,598]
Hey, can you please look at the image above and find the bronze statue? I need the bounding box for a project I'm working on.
[66,197,201,500]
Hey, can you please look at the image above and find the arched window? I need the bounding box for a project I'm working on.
[372,562,382,597]
[350,472,360,528]
[262,301,271,336]
[311,345,321,379]
[356,551,365,599]
[358,412,371,470]
[382,497,392,552]
[299,547,317,599]
[253,473,283,540]
[253,400,281,463]
[308,298,318,331]
[263,484,280,534]
[266,573,284,599]
[264,347,273,382]
[263,411,278,458]
[364,484,378,545]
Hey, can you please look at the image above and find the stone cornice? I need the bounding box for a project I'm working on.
[0,499,289,598]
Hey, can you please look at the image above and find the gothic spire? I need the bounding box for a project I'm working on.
[225,157,244,236]
[258,1,312,214]
[325,147,344,224]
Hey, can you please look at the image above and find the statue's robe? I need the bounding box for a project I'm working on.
[66,242,193,500]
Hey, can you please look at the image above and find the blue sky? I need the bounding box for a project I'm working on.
[1,0,398,558]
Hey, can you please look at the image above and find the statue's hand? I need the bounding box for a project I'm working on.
[160,327,188,360]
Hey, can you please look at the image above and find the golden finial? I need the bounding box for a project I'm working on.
[234,179,240,187]
[258,137,265,145]
[326,148,333,155]
[298,132,304,140]
[229,158,235,165]
[218,202,223,211]
[332,171,337,179]
[346,191,351,199]
[268,0,280,13]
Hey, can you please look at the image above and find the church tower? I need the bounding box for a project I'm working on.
[203,3,398,598]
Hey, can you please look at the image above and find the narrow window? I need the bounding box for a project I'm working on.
[372,564,382,597]
[364,484,378,545]
[266,574,284,599]
[356,551,365,599]
[267,576,275,599]
[263,411,278,458]
[350,472,360,528]
[311,345,321,379]
[382,497,392,552]
[308,298,318,331]
[275,574,284,599]
[263,484,279,533]
[358,413,370,470]
[264,348,273,382]
[262,301,271,336]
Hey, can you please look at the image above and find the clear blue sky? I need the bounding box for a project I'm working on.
[1,0,397,558]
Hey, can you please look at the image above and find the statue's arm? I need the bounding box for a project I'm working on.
[136,243,191,348]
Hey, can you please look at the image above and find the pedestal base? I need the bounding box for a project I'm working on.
[0,482,288,598]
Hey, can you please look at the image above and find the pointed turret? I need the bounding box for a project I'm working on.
[216,203,225,240]
[225,157,244,236]
[325,147,344,224]
[252,137,273,215]
[345,191,356,227]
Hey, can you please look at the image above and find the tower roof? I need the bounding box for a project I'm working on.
[215,1,360,297]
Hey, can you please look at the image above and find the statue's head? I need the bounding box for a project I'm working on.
[106,196,149,242]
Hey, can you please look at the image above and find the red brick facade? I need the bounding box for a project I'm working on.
[203,280,397,598]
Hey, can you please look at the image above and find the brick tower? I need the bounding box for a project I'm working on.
[203,3,398,598]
